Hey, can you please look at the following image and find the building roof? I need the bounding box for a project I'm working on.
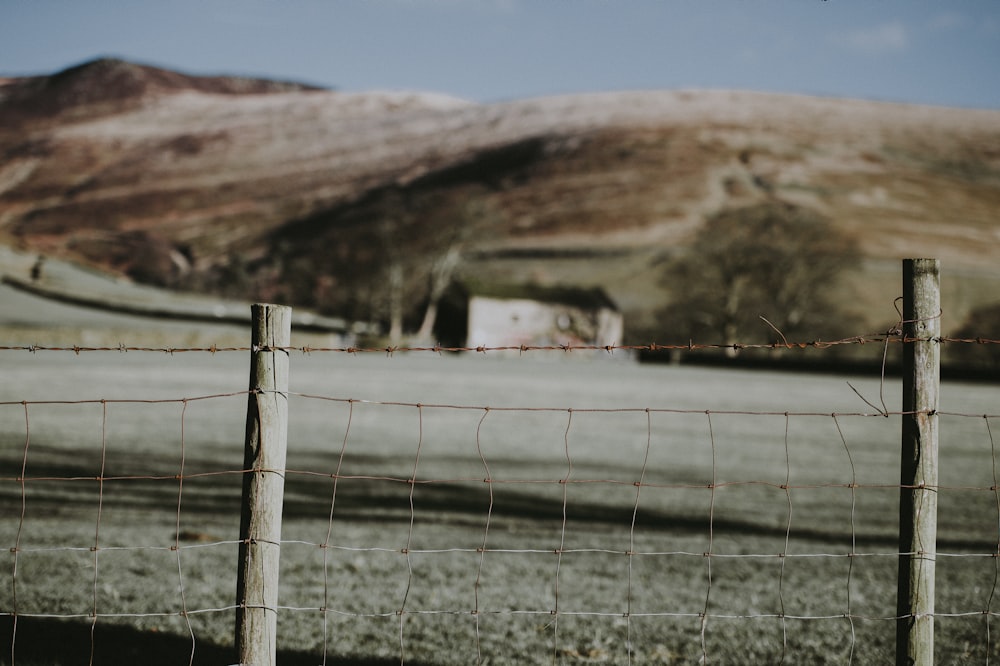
[463,281,619,311]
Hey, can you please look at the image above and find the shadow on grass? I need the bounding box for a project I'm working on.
[1,616,432,666]
[3,447,994,551]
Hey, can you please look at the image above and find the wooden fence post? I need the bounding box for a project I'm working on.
[235,304,291,666]
[896,259,940,666]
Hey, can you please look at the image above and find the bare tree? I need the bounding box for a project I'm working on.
[412,197,500,343]
[659,202,860,349]
[374,192,410,345]
[371,186,502,345]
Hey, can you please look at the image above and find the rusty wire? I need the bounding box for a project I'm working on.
[0,334,997,356]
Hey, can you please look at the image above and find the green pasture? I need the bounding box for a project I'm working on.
[1,352,998,664]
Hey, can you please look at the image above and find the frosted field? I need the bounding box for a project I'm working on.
[1,351,999,664]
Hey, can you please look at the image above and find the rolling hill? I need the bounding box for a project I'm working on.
[1,57,999,342]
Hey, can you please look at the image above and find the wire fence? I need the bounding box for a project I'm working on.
[0,333,998,355]
[3,386,999,664]
[2,264,1000,664]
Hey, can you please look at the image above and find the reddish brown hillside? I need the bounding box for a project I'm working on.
[1,59,998,339]
[0,57,323,128]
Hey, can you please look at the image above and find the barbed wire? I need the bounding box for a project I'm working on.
[0,335,997,355]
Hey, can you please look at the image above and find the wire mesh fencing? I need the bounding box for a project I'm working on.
[2,259,1000,664]
[0,344,998,665]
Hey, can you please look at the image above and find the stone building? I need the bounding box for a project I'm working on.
[436,282,623,352]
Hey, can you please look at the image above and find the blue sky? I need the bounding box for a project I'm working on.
[2,0,999,109]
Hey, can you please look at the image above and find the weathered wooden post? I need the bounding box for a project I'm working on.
[896,259,940,666]
[235,304,291,666]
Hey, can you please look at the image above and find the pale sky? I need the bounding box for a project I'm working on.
[2,0,999,109]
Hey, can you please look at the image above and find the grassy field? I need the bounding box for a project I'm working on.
[1,351,999,665]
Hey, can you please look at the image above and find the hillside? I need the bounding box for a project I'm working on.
[1,57,999,342]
